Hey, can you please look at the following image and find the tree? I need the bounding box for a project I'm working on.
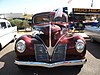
[10,19,23,30]
[22,20,31,31]
[8,19,31,31]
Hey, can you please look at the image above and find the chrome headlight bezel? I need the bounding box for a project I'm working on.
[16,40,26,53]
[75,39,85,53]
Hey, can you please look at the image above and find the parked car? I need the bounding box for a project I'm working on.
[0,19,17,50]
[14,11,87,68]
[85,23,100,42]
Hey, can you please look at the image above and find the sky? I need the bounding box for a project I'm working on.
[0,0,100,14]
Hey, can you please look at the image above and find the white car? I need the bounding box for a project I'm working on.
[85,24,100,42]
[0,19,17,50]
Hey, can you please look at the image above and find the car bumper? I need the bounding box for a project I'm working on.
[15,58,87,68]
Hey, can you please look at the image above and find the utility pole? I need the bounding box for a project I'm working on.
[24,8,27,19]
[91,0,93,7]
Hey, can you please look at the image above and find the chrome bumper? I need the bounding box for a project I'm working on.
[15,58,87,68]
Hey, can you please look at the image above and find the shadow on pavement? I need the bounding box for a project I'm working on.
[86,40,100,59]
[0,51,83,75]
[0,41,14,51]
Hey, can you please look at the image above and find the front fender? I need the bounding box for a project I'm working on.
[15,35,34,56]
[58,34,86,59]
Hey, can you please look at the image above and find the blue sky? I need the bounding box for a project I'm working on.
[0,0,68,14]
[0,0,100,14]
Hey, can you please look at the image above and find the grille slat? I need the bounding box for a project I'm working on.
[51,44,67,62]
[34,44,49,62]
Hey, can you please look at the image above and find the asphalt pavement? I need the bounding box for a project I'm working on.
[1,32,100,75]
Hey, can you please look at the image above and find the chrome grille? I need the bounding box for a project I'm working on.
[34,44,49,62]
[51,44,67,62]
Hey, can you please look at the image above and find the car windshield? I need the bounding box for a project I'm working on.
[33,12,67,24]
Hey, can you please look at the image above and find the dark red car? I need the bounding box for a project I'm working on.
[14,11,87,68]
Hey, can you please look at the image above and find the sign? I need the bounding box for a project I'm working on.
[73,8,100,13]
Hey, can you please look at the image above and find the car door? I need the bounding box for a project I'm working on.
[85,27,96,37]
[93,27,100,42]
[6,22,14,40]
[0,22,10,47]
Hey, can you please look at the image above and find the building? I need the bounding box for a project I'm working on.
[69,8,100,21]
[0,13,23,18]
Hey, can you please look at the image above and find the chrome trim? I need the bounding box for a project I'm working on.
[34,23,67,57]
[35,35,47,48]
[16,40,26,53]
[47,23,53,56]
[54,34,67,48]
[15,58,87,68]
[75,39,85,53]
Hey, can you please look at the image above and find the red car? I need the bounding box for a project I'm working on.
[14,11,87,68]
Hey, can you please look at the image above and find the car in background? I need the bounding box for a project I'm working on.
[14,11,87,68]
[85,23,100,42]
[0,19,17,50]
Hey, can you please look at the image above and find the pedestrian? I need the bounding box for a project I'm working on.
[78,21,84,32]
[69,21,75,32]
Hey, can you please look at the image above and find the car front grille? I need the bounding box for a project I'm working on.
[34,44,49,62]
[34,44,67,62]
[51,44,67,62]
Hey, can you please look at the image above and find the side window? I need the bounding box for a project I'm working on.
[0,22,7,29]
[7,22,11,28]
[0,24,1,29]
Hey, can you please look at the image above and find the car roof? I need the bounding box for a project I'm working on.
[0,19,9,23]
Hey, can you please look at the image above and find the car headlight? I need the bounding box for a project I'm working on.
[16,40,26,53]
[75,40,85,53]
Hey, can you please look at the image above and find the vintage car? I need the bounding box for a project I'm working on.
[85,23,100,42]
[14,11,87,68]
